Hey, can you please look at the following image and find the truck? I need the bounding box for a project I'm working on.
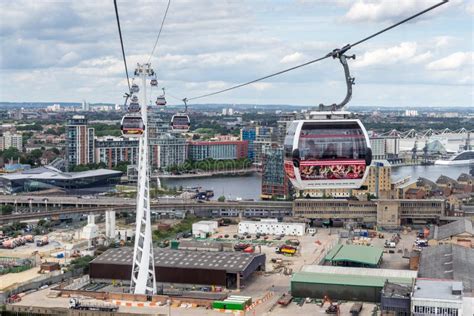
[277,293,293,306]
[275,245,297,256]
[69,298,118,312]
[36,236,49,247]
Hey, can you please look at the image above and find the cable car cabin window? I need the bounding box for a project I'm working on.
[297,121,368,181]
[172,116,190,129]
[284,122,298,159]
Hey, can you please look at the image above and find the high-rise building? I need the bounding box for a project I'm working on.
[95,136,139,169]
[188,140,248,161]
[254,126,275,166]
[276,113,297,145]
[0,131,23,151]
[66,115,95,169]
[150,133,187,170]
[82,100,90,111]
[261,146,290,199]
[240,127,256,161]
[370,136,400,160]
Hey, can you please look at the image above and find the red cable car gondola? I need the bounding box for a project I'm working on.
[170,114,190,132]
[121,114,145,137]
[284,115,372,189]
[155,88,167,106]
[283,50,372,190]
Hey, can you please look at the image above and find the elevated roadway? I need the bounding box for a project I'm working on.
[0,195,292,224]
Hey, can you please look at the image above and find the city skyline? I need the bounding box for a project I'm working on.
[0,0,472,107]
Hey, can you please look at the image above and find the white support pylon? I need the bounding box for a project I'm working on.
[130,63,156,295]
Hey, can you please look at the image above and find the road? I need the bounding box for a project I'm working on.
[0,195,292,223]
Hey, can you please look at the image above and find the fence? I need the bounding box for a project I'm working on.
[0,268,84,304]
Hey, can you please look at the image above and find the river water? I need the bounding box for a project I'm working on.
[162,165,472,201]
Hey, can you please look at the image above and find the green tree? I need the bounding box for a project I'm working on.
[1,147,21,162]
[113,161,130,173]
[0,205,13,215]
[217,195,226,202]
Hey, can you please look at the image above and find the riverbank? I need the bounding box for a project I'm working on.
[156,168,257,179]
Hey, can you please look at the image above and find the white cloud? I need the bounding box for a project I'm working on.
[250,82,272,91]
[354,42,431,68]
[466,3,474,15]
[280,52,305,64]
[426,52,474,70]
[433,36,455,48]
[344,0,459,23]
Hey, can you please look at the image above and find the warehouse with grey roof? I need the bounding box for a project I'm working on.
[90,247,265,289]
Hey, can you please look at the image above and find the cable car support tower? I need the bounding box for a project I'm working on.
[130,63,156,295]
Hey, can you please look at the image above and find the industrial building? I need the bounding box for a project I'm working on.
[238,219,306,236]
[291,265,417,302]
[418,244,474,291]
[293,198,445,228]
[323,244,383,268]
[427,218,473,248]
[192,220,218,238]
[0,166,122,194]
[89,247,265,289]
[411,279,464,316]
[380,282,412,316]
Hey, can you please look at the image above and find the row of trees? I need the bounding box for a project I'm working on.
[165,158,252,173]
[0,147,60,166]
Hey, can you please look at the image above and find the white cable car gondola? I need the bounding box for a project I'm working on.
[283,48,371,190]
[127,95,140,112]
[150,78,158,87]
[121,114,145,137]
[171,98,190,132]
[155,88,167,106]
[170,113,190,132]
[284,114,372,190]
[131,83,139,93]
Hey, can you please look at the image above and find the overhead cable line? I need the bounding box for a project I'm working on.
[185,0,448,102]
[113,0,131,93]
[147,0,172,64]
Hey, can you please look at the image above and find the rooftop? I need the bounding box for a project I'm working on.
[324,244,383,266]
[91,247,264,274]
[0,166,122,181]
[382,282,412,299]
[412,279,463,301]
[429,219,473,241]
[436,175,458,185]
[293,266,416,288]
[418,244,474,291]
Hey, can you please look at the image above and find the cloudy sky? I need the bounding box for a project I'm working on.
[0,0,472,107]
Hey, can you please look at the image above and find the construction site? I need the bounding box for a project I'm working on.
[2,209,432,316]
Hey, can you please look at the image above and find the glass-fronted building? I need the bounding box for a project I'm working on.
[261,146,290,199]
[187,141,248,161]
[240,127,256,161]
[0,166,122,194]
